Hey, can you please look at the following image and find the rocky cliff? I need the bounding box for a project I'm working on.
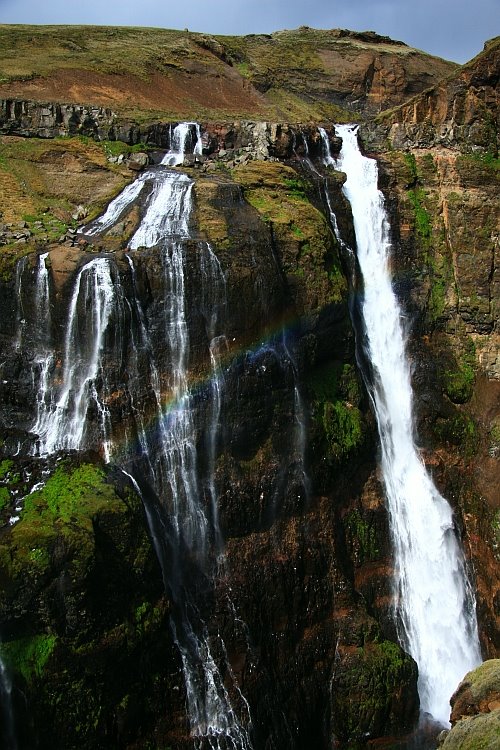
[359,36,499,661]
[0,24,498,750]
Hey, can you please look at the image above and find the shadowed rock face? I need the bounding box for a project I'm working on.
[0,25,497,750]
[0,145,420,749]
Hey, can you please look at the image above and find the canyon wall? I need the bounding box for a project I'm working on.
[0,27,497,750]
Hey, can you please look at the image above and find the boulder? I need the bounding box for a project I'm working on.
[438,660,500,749]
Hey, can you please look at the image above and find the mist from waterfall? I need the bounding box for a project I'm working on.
[326,124,481,725]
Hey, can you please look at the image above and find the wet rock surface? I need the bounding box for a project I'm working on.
[0,26,497,750]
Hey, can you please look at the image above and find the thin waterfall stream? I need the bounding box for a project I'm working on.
[327,124,481,725]
[0,648,17,750]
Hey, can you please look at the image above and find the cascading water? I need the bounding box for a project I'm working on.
[162,121,203,166]
[33,257,118,460]
[30,253,54,443]
[199,243,228,557]
[81,125,253,748]
[0,650,17,750]
[13,256,28,351]
[330,124,481,725]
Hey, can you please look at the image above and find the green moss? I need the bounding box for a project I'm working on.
[407,188,431,243]
[307,362,361,406]
[22,463,119,528]
[0,459,21,510]
[457,151,500,173]
[233,161,347,307]
[344,509,379,563]
[99,139,152,157]
[1,634,57,683]
[321,401,363,460]
[442,710,500,750]
[283,177,307,200]
[442,339,476,403]
[0,459,14,479]
[0,486,10,511]
[403,152,418,184]
[308,362,364,461]
[134,601,164,635]
[434,413,478,456]
[333,639,415,741]
[0,462,125,579]
[21,211,72,240]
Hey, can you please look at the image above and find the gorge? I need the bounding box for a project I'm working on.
[0,24,498,750]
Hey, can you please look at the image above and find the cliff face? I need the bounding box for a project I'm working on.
[0,135,420,749]
[360,36,499,657]
[0,24,498,750]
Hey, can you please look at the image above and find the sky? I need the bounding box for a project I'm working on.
[0,0,498,64]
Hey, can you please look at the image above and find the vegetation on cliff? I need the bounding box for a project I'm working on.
[0,458,172,749]
[0,24,457,123]
[0,21,497,750]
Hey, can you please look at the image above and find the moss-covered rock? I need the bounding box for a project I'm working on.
[450,659,500,723]
[441,709,500,750]
[306,361,367,466]
[232,160,348,313]
[439,660,500,750]
[331,639,419,743]
[0,455,174,750]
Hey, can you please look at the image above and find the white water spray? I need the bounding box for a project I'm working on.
[162,122,203,166]
[34,257,116,458]
[332,124,481,725]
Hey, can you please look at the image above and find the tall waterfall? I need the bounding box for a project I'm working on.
[81,125,252,748]
[329,124,481,724]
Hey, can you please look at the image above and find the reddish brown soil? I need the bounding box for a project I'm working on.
[0,66,271,118]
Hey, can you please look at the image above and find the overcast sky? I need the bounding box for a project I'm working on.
[0,0,497,63]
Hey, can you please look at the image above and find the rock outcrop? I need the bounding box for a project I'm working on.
[438,660,500,749]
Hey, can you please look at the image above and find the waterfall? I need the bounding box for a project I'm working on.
[80,123,253,748]
[329,124,481,725]
[31,253,54,448]
[199,243,228,557]
[13,256,28,350]
[162,121,203,166]
[83,121,201,237]
[280,333,310,502]
[34,257,118,459]
[0,650,17,750]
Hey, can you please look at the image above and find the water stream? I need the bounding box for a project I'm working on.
[82,125,252,748]
[0,650,17,750]
[329,124,481,725]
